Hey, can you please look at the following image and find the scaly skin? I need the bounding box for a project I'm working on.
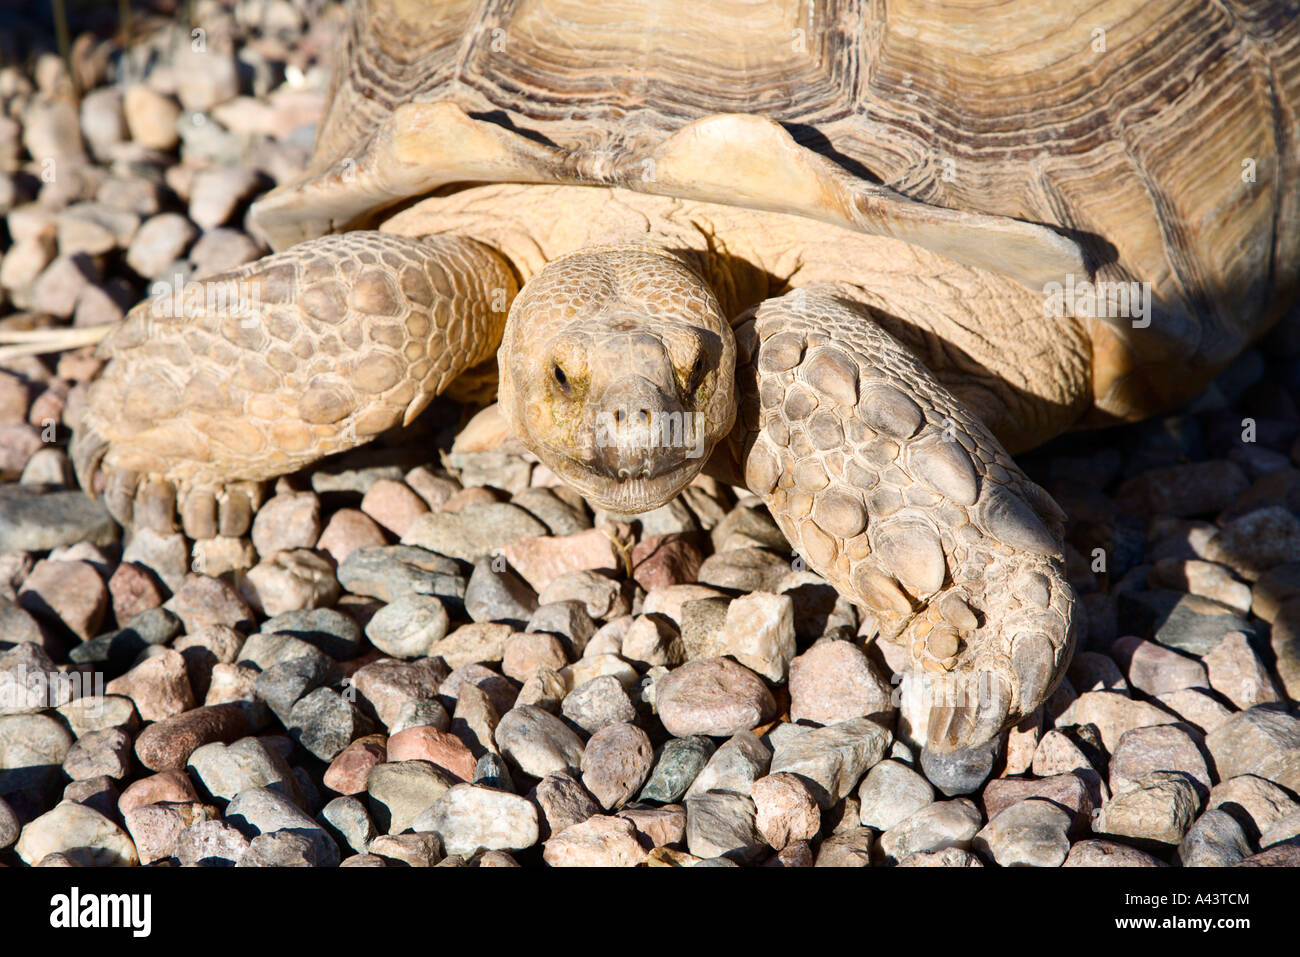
[721,286,1075,751]
[72,231,516,537]
[73,237,1074,751]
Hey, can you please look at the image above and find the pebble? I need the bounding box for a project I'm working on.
[105,648,194,721]
[685,731,771,798]
[1109,635,1208,697]
[972,798,1072,867]
[321,795,376,854]
[473,752,514,792]
[401,502,547,563]
[464,557,539,625]
[224,786,338,867]
[1205,506,1300,580]
[349,656,449,728]
[18,558,107,640]
[769,716,893,809]
[426,622,511,671]
[1053,691,1177,752]
[188,167,263,230]
[878,799,983,863]
[1205,707,1300,781]
[1154,688,1233,734]
[417,784,538,856]
[814,827,876,866]
[118,769,199,816]
[503,631,569,682]
[251,655,338,728]
[164,573,255,634]
[618,615,682,669]
[366,760,456,834]
[1177,808,1253,866]
[122,529,190,593]
[558,674,634,735]
[322,734,387,795]
[123,86,180,150]
[62,728,132,781]
[501,527,625,593]
[639,735,715,804]
[685,791,766,864]
[752,772,820,848]
[1116,460,1248,516]
[450,684,500,757]
[365,593,450,659]
[678,596,729,660]
[187,736,298,805]
[1208,774,1299,841]
[543,813,647,866]
[896,846,984,867]
[62,775,119,820]
[1109,724,1212,797]
[495,705,584,778]
[239,548,339,616]
[316,509,388,564]
[1062,839,1166,867]
[613,806,686,847]
[515,667,568,712]
[712,591,797,682]
[239,829,321,866]
[289,687,374,761]
[124,801,219,865]
[70,606,183,672]
[360,479,429,536]
[368,832,443,867]
[250,491,321,555]
[698,547,794,595]
[631,534,704,591]
[134,703,247,771]
[262,608,361,662]
[336,545,464,605]
[1067,651,1128,693]
[16,800,138,866]
[0,795,18,848]
[538,569,629,621]
[654,657,776,737]
[1094,771,1201,847]
[440,663,518,716]
[531,770,601,839]
[982,773,1094,828]
[790,639,893,727]
[387,726,476,781]
[857,759,936,831]
[580,722,653,811]
[1202,631,1281,708]
[1148,558,1252,615]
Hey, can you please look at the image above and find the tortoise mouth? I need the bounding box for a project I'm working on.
[540,447,703,513]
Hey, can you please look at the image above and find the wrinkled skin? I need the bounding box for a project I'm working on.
[498,246,736,513]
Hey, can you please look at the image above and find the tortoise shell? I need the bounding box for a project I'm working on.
[250,0,1300,426]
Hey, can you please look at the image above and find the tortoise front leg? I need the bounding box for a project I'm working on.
[719,285,1076,753]
[72,231,517,538]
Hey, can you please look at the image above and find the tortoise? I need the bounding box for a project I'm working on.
[63,0,1299,754]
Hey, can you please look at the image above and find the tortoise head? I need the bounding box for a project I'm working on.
[498,244,736,513]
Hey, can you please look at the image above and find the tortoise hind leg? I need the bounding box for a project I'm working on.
[721,285,1076,753]
[72,231,517,541]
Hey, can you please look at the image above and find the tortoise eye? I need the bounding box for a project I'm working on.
[553,364,570,392]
